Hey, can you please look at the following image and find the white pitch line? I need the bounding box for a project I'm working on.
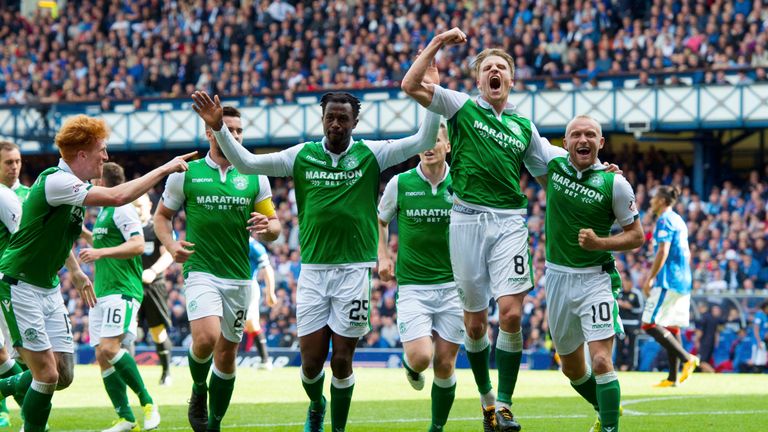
[56,408,768,431]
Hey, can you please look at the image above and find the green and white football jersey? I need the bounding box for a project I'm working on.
[162,154,272,281]
[0,159,92,288]
[378,163,453,286]
[539,147,638,269]
[92,205,144,301]
[0,184,21,257]
[211,111,440,267]
[428,85,553,211]
[12,180,31,203]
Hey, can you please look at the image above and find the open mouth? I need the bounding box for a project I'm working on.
[424,151,435,157]
[489,76,501,90]
[576,147,591,156]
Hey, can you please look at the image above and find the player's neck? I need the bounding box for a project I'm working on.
[209,150,231,169]
[0,178,12,189]
[421,162,445,185]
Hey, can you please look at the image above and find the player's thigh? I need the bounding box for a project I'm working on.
[433,332,461,377]
[578,272,620,346]
[432,288,466,345]
[328,267,372,338]
[185,272,224,321]
[449,212,491,312]
[43,289,75,354]
[2,281,53,353]
[488,215,532,299]
[545,271,585,355]
[296,268,331,337]
[396,289,435,343]
[219,280,251,343]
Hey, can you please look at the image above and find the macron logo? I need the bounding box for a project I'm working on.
[192,178,213,183]
[405,191,426,196]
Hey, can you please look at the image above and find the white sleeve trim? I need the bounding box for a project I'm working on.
[0,188,21,234]
[113,204,144,242]
[254,175,273,203]
[161,172,185,211]
[613,175,638,227]
[524,123,564,177]
[377,176,399,223]
[428,85,470,119]
[45,171,91,207]
[212,127,297,177]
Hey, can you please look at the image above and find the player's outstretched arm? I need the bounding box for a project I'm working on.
[369,110,441,170]
[79,235,144,262]
[191,91,292,177]
[402,27,467,107]
[83,152,196,207]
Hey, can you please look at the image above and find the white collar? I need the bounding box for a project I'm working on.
[57,158,75,174]
[11,179,22,190]
[415,162,450,185]
[566,156,605,179]
[320,136,354,157]
[476,95,516,116]
[204,152,233,171]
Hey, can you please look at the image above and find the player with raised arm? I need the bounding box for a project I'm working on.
[154,106,281,432]
[244,234,276,369]
[0,115,193,432]
[134,194,175,386]
[531,115,644,432]
[80,163,160,432]
[641,186,699,387]
[377,124,463,432]
[191,87,440,432]
[401,27,560,431]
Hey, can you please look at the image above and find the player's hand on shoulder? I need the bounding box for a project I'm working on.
[577,228,601,251]
[191,90,224,130]
[437,27,467,46]
[163,151,197,174]
[169,240,195,263]
[78,248,102,263]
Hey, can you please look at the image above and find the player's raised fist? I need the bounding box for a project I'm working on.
[191,90,224,130]
[437,27,467,46]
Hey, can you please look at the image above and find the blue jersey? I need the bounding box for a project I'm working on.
[248,237,269,280]
[755,310,768,341]
[653,209,692,294]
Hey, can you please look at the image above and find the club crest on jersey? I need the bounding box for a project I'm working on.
[443,190,453,204]
[232,175,249,191]
[506,119,522,136]
[340,154,359,170]
[588,175,604,187]
[24,328,38,342]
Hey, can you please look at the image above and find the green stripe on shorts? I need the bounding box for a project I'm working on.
[609,269,625,335]
[0,280,23,347]
[123,300,134,333]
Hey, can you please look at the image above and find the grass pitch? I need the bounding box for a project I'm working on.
[15,365,768,431]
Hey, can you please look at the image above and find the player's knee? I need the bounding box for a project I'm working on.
[406,351,431,372]
[591,353,614,375]
[194,333,218,354]
[56,368,74,390]
[330,353,353,376]
[464,321,487,339]
[56,354,75,390]
[433,356,454,377]
[499,308,522,328]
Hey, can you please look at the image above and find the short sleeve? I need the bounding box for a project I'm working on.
[654,215,674,243]
[113,204,143,242]
[254,175,272,203]
[377,176,399,223]
[612,175,639,227]
[0,188,21,234]
[428,85,470,119]
[45,171,92,207]
[161,172,186,211]
[523,123,565,177]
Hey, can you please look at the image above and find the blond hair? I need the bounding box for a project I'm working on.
[565,115,603,137]
[55,115,110,161]
[473,48,515,79]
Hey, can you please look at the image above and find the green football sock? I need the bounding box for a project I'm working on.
[596,371,621,431]
[110,349,153,406]
[207,366,236,431]
[0,359,21,411]
[570,367,599,411]
[22,380,55,432]
[0,368,31,406]
[301,369,326,410]
[496,329,523,405]
[464,335,493,396]
[188,346,213,395]
[102,367,135,422]
[330,374,355,431]
[431,375,456,429]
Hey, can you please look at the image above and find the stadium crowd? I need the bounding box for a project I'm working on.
[2,0,768,105]
[35,141,765,373]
